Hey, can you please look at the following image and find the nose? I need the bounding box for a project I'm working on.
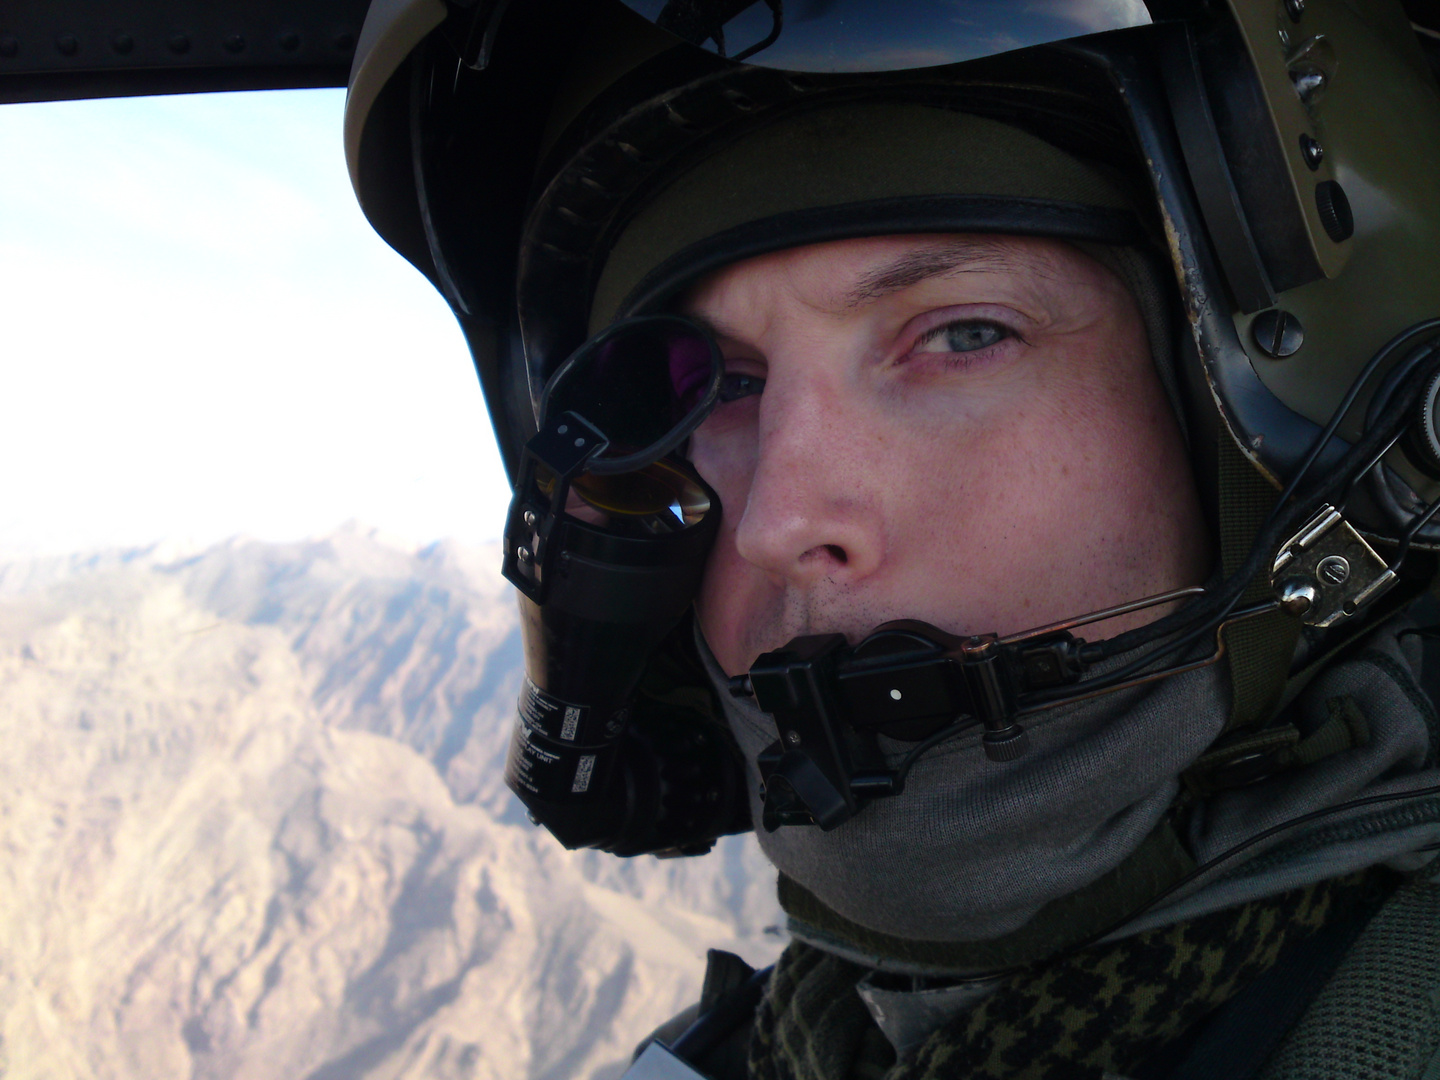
[732,368,886,588]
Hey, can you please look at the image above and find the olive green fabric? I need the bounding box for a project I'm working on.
[1180,694,1371,799]
[777,819,1195,974]
[589,103,1132,330]
[750,873,1373,1080]
[1216,436,1303,734]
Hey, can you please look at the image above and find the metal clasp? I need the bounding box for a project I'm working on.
[1271,504,1396,627]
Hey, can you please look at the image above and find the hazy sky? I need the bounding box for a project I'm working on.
[0,88,511,556]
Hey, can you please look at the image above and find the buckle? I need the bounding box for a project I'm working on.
[1272,505,1396,627]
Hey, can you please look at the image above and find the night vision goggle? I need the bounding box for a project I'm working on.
[501,315,741,855]
[503,314,1440,853]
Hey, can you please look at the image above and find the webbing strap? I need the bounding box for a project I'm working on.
[1181,695,1370,798]
[1217,437,1302,734]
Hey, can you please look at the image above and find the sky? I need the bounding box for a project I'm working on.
[0,88,511,556]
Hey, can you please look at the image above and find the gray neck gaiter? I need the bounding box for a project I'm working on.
[701,621,1440,949]
[703,625,1230,943]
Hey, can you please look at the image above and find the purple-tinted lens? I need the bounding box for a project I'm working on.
[546,317,720,465]
[669,332,715,414]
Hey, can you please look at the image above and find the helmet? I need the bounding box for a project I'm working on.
[343,0,1440,853]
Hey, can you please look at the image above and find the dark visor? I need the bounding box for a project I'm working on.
[618,0,1153,72]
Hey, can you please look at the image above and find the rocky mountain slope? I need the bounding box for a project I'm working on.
[0,527,782,1080]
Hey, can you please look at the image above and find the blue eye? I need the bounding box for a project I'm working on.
[718,373,765,402]
[916,321,1009,354]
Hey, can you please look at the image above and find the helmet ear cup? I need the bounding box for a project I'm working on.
[1404,369,1440,480]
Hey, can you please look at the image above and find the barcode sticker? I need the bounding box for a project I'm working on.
[571,754,596,793]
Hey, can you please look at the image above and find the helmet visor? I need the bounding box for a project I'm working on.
[617,0,1152,72]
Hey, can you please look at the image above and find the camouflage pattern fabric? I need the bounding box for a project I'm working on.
[748,873,1372,1080]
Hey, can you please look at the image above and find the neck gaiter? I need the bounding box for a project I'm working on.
[702,620,1438,952]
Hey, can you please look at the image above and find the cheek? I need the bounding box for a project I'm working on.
[689,416,762,671]
[883,342,1195,628]
[695,523,762,674]
[688,410,758,511]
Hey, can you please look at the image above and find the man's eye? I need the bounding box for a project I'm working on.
[914,320,1009,354]
[718,372,765,402]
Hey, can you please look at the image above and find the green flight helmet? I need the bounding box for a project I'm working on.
[342,0,1440,852]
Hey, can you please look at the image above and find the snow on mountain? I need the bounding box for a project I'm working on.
[0,526,783,1080]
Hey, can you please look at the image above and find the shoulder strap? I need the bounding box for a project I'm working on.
[1216,437,1302,735]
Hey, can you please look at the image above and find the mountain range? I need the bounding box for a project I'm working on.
[0,525,782,1080]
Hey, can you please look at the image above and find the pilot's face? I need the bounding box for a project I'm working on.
[682,233,1211,676]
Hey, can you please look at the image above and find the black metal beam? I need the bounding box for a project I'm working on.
[0,0,371,103]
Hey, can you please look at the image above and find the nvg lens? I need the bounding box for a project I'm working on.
[540,314,724,476]
[572,458,714,521]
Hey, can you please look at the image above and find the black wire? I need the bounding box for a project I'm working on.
[1341,426,1406,507]
[1265,320,1440,534]
[1392,490,1440,569]
[1362,338,1440,435]
[893,718,978,789]
[1027,322,1440,704]
[862,323,1440,836]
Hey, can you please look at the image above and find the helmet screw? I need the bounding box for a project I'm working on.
[516,546,532,564]
[522,510,537,529]
[1299,133,1324,171]
[1317,555,1351,586]
[1277,577,1318,616]
[1285,0,1305,21]
[1251,309,1305,358]
[784,729,802,747]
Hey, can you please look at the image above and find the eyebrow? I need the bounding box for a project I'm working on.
[840,238,1031,310]
[682,311,726,341]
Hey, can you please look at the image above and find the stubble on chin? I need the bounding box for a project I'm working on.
[700,583,894,676]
